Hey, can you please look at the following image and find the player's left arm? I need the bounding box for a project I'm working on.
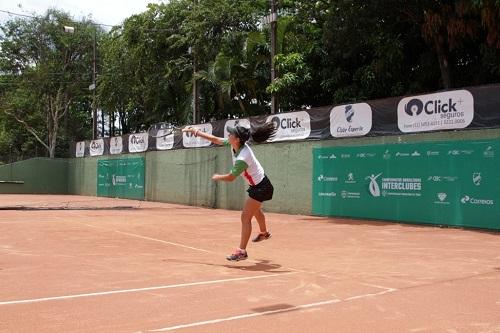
[212,160,248,182]
[212,173,236,182]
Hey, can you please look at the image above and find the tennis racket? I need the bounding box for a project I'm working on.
[147,122,183,138]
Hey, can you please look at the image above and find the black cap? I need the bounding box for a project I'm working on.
[227,125,250,142]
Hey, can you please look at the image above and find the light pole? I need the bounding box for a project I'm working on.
[189,46,200,124]
[191,0,200,124]
[64,25,97,139]
[262,1,278,114]
[270,0,278,114]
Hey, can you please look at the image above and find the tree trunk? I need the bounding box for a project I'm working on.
[101,109,105,137]
[216,91,225,116]
[110,110,115,137]
[119,109,128,134]
[434,37,452,89]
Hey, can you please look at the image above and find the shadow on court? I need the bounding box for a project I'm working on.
[163,258,291,273]
[251,303,298,315]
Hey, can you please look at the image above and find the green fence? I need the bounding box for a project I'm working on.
[313,139,499,230]
[97,158,145,200]
[0,158,68,194]
[2,129,500,230]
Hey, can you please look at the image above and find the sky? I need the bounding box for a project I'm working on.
[0,0,164,27]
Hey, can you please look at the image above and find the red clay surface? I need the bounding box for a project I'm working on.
[0,194,499,333]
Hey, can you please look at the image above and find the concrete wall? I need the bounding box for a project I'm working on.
[0,158,68,194]
[3,128,500,216]
[69,127,500,215]
[67,153,146,196]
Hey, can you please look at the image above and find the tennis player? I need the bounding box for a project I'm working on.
[182,123,276,261]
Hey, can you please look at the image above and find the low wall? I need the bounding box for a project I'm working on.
[1,129,499,225]
[68,128,500,216]
[0,158,68,194]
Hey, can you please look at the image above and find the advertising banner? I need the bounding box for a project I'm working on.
[156,133,175,150]
[330,102,372,138]
[397,89,474,133]
[97,158,145,200]
[266,111,311,142]
[75,141,85,157]
[313,139,499,230]
[71,84,500,157]
[110,137,123,155]
[128,133,149,153]
[89,139,104,156]
[182,123,213,148]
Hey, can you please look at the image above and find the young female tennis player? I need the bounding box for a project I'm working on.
[182,123,276,261]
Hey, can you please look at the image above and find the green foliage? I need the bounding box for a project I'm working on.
[0,9,99,159]
[1,0,500,160]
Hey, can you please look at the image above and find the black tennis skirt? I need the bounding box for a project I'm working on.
[247,175,274,202]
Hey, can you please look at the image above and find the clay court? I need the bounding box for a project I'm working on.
[1,194,499,332]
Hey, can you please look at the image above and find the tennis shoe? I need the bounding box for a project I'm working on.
[226,248,248,261]
[252,231,271,242]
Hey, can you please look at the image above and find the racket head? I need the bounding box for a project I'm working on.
[147,122,181,138]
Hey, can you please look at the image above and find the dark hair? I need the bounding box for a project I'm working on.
[249,122,277,143]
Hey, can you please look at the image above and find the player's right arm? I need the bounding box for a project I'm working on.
[182,127,225,145]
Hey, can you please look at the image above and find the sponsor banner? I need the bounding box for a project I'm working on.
[128,133,149,153]
[397,89,474,133]
[460,195,495,206]
[75,141,85,158]
[313,139,500,230]
[434,192,451,205]
[266,111,311,142]
[110,137,123,155]
[330,103,372,138]
[71,84,500,157]
[97,158,145,200]
[89,139,104,156]
[224,118,251,139]
[156,132,175,150]
[317,174,339,182]
[367,175,422,198]
[483,145,495,158]
[183,123,213,148]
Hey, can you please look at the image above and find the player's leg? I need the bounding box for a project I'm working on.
[251,176,274,242]
[254,208,266,232]
[252,208,271,242]
[239,197,262,250]
[227,197,261,261]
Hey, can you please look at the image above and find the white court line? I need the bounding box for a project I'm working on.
[79,222,216,254]
[148,299,342,332]
[80,223,311,274]
[344,283,398,301]
[146,283,398,332]
[0,272,297,306]
[115,230,216,254]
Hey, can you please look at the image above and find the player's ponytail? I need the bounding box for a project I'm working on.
[250,122,277,143]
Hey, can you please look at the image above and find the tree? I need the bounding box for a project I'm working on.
[0,9,99,157]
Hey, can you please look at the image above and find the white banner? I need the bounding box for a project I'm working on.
[156,131,175,150]
[398,89,474,133]
[330,103,372,138]
[128,133,149,153]
[75,141,85,158]
[89,139,104,156]
[266,111,311,142]
[110,136,123,155]
[182,123,213,148]
[224,118,251,139]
